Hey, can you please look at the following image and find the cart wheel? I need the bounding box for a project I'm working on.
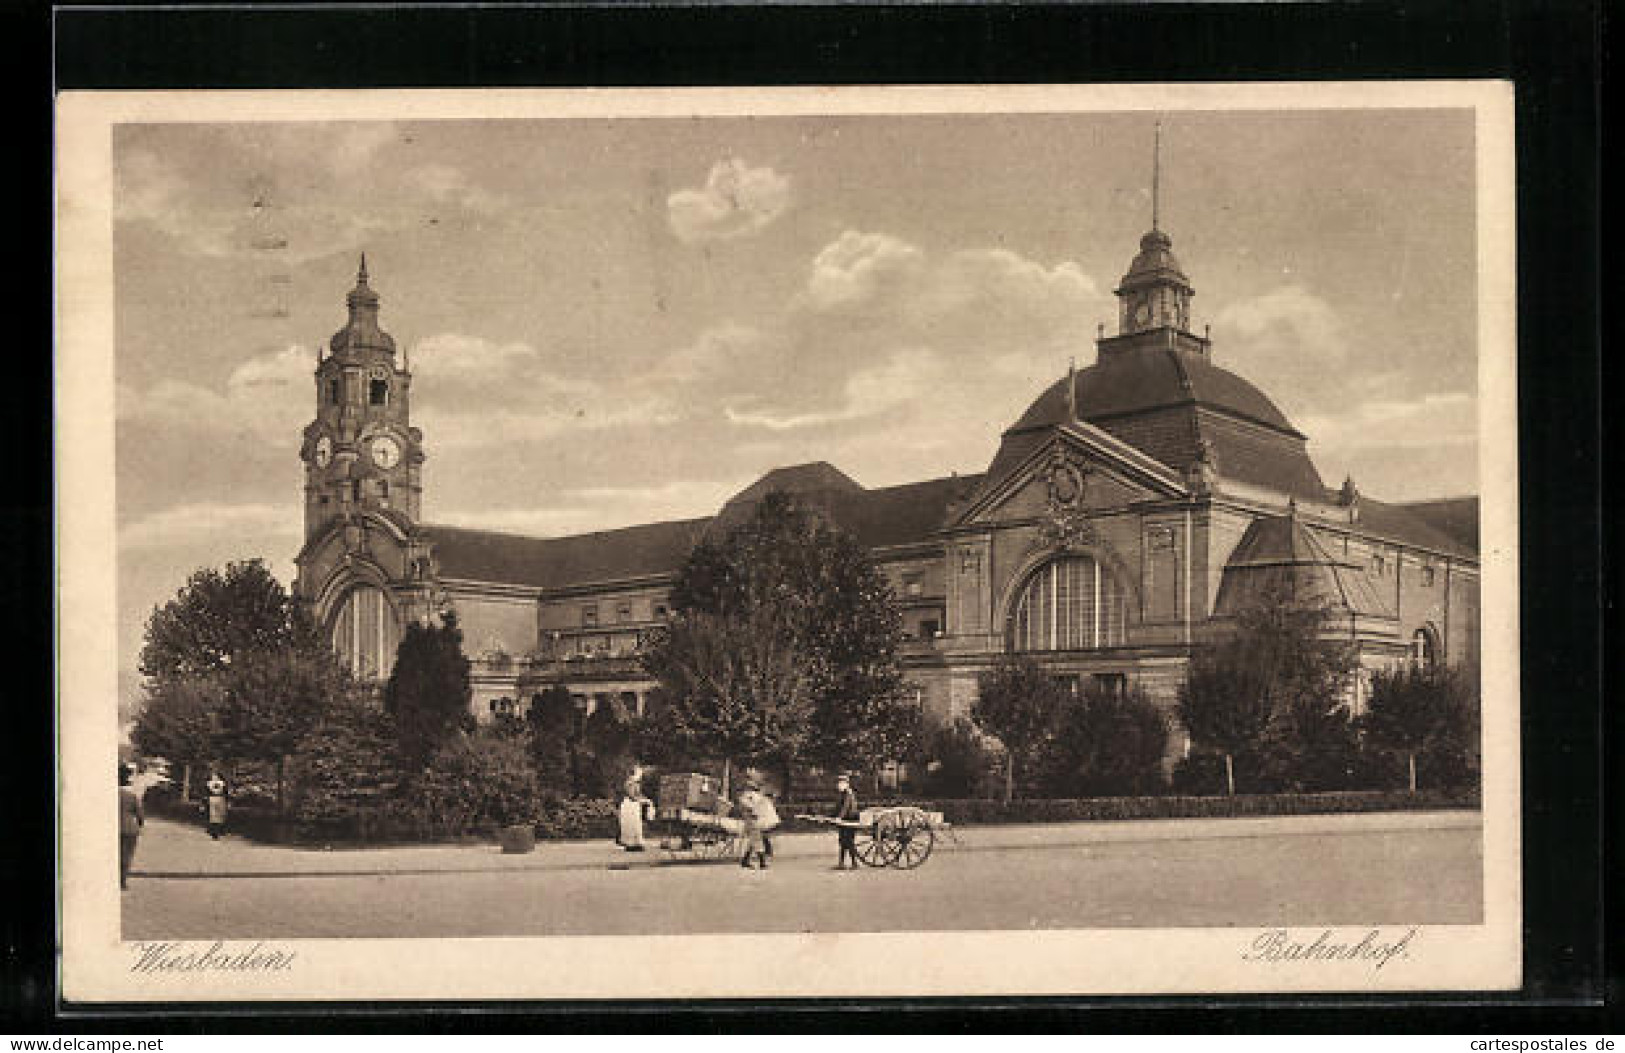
[853,821,892,868]
[889,814,935,870]
[696,832,739,862]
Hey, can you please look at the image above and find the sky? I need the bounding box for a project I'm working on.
[111,107,1479,710]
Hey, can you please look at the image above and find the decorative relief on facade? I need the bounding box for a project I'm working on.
[1038,446,1099,552]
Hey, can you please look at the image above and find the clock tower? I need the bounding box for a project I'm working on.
[301,256,424,540]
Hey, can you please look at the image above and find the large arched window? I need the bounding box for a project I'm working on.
[1007,555,1128,652]
[331,584,401,680]
[1409,624,1439,669]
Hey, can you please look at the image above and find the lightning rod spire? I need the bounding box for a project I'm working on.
[1152,120,1162,232]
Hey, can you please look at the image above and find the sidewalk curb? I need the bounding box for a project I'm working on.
[131,809,1482,881]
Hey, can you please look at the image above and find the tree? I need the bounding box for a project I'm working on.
[641,606,815,795]
[214,648,352,813]
[139,560,319,687]
[1362,663,1477,791]
[1180,584,1358,794]
[384,611,472,770]
[580,696,637,797]
[650,491,911,787]
[525,684,581,794]
[1178,640,1274,796]
[1041,684,1169,797]
[920,717,999,798]
[972,655,1065,802]
[130,675,223,799]
[287,694,404,833]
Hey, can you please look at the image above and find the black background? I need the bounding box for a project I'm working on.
[10,0,1608,1032]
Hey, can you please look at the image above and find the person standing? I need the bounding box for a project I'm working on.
[755,785,780,864]
[205,771,228,840]
[617,774,651,852]
[118,763,144,891]
[832,772,860,871]
[737,781,768,870]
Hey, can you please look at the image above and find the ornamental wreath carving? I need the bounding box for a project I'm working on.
[1038,446,1099,551]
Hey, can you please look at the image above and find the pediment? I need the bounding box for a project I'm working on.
[951,421,1188,529]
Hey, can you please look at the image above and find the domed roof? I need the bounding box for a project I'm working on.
[983,341,1327,499]
[329,255,397,358]
[1007,343,1303,438]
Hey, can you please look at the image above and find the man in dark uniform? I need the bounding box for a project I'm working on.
[832,772,860,870]
[118,763,144,890]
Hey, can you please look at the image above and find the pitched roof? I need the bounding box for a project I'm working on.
[422,468,983,591]
[1392,497,1479,554]
[422,517,713,590]
[1350,496,1477,560]
[1215,513,1394,618]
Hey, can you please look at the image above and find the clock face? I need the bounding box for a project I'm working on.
[313,435,333,468]
[370,435,402,469]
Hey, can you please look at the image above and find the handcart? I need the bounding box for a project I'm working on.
[796,806,946,870]
[650,772,743,862]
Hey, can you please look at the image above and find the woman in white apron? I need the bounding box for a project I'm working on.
[617,775,650,852]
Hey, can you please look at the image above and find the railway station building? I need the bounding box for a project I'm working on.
[292,219,1480,762]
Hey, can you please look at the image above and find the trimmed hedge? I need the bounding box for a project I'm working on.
[143,782,1478,846]
[923,788,1480,825]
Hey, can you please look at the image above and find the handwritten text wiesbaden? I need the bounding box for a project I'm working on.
[129,941,296,974]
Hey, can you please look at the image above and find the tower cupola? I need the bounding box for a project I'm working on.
[329,254,397,359]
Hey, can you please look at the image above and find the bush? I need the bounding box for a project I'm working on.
[918,718,1000,798]
[286,698,405,829]
[410,726,542,835]
[535,796,618,840]
[1037,686,1169,797]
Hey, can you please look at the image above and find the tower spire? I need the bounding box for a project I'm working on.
[1066,357,1077,421]
[1151,120,1162,232]
[357,252,369,285]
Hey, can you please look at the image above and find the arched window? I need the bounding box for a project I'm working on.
[1007,555,1128,652]
[1409,625,1439,669]
[331,584,401,680]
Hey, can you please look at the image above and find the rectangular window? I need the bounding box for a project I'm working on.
[903,573,924,598]
[1422,565,1436,587]
[1092,673,1127,698]
[1371,552,1387,576]
[1146,525,1179,621]
[920,618,940,638]
[654,604,669,619]
[582,605,598,627]
[616,601,633,622]
[369,378,388,405]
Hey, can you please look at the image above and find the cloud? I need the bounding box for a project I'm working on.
[1300,391,1477,453]
[1214,284,1347,365]
[115,126,503,262]
[724,348,934,431]
[667,159,792,243]
[799,231,923,312]
[409,332,676,449]
[118,344,313,442]
[120,502,300,552]
[403,163,507,214]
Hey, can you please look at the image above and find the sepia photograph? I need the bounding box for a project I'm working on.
[56,83,1519,1000]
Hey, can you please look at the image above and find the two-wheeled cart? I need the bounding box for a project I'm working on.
[797,806,945,870]
[650,772,744,862]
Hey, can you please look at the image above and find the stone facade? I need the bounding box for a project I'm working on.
[292,223,1480,764]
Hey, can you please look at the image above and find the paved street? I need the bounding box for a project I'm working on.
[122,812,1483,938]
